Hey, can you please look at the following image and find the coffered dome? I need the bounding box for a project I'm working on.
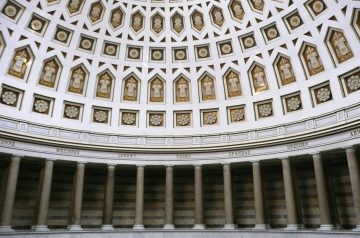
[0,0,360,151]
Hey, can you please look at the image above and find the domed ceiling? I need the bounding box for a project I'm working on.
[0,0,359,139]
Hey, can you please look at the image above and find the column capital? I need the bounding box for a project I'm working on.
[251,160,260,165]
[221,162,232,166]
[10,155,22,161]
[311,152,321,158]
[193,164,203,168]
[164,164,174,168]
[136,164,145,168]
[279,157,289,161]
[107,164,117,169]
[76,161,87,165]
[343,146,356,153]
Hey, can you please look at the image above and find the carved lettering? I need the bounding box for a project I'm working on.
[229,150,250,158]
[350,129,360,138]
[176,154,191,159]
[0,139,15,147]
[56,148,79,155]
[118,153,136,159]
[287,141,309,150]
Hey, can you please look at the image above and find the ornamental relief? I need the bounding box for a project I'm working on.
[131,11,144,33]
[121,111,137,126]
[210,7,225,28]
[174,76,191,103]
[110,7,124,29]
[151,13,164,35]
[229,0,245,21]
[191,10,204,32]
[344,72,360,94]
[123,76,139,102]
[88,1,104,24]
[302,44,324,76]
[275,56,296,86]
[67,65,87,95]
[67,0,84,15]
[175,112,191,127]
[95,72,113,99]
[149,77,165,103]
[200,74,216,101]
[224,70,242,98]
[328,30,353,64]
[8,47,33,80]
[171,12,184,34]
[250,65,268,93]
[38,58,61,89]
[249,0,264,12]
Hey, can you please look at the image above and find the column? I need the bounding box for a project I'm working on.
[133,165,145,229]
[223,164,235,229]
[0,155,21,232]
[193,165,205,229]
[102,165,116,230]
[68,162,85,231]
[312,153,334,230]
[252,161,266,229]
[281,158,299,230]
[34,160,54,231]
[164,166,174,229]
[345,147,360,231]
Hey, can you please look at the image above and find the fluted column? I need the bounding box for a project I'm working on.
[252,161,266,229]
[345,147,360,231]
[164,166,174,229]
[312,153,334,230]
[281,158,299,230]
[133,165,145,229]
[0,155,21,232]
[102,164,115,230]
[193,165,205,229]
[223,164,235,229]
[34,160,54,231]
[68,162,85,231]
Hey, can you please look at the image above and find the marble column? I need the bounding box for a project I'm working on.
[345,147,360,231]
[68,162,85,231]
[281,158,299,230]
[193,165,205,229]
[0,155,21,232]
[34,160,54,231]
[133,166,145,229]
[223,164,235,229]
[102,165,115,231]
[312,153,334,230]
[164,166,174,229]
[252,161,266,229]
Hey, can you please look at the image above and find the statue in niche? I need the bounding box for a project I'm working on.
[131,13,143,32]
[96,73,112,99]
[330,31,353,63]
[68,0,83,13]
[39,60,58,88]
[89,3,102,22]
[211,8,224,27]
[150,78,164,102]
[111,9,123,28]
[175,78,190,103]
[252,66,268,92]
[230,1,245,20]
[201,76,216,101]
[277,57,296,85]
[251,0,264,11]
[8,49,30,79]
[68,67,85,94]
[192,12,204,31]
[225,71,241,98]
[303,46,324,76]
[172,14,184,33]
[123,77,138,101]
[152,14,163,34]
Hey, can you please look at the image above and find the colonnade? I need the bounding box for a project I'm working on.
[0,147,359,232]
